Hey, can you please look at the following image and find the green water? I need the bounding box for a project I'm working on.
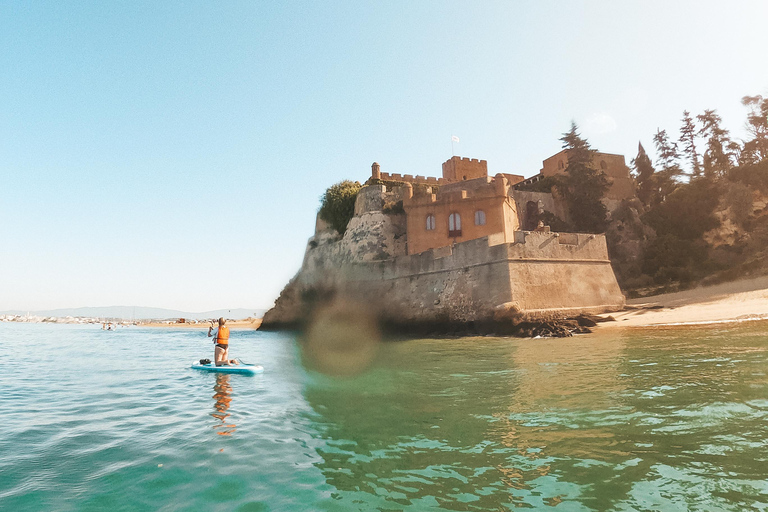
[1,322,767,511]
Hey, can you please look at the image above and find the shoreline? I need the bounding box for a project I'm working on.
[137,318,262,330]
[8,277,764,334]
[599,275,768,329]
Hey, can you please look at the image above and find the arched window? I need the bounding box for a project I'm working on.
[448,212,462,237]
[558,160,565,170]
[600,160,608,170]
[425,214,436,231]
[474,210,486,226]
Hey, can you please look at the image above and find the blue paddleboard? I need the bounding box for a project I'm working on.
[191,361,264,376]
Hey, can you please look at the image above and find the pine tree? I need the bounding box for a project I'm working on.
[679,110,700,178]
[653,129,681,175]
[652,129,683,203]
[559,122,609,233]
[631,141,655,206]
[741,95,768,165]
[697,109,736,179]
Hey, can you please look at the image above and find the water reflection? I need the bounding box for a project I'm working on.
[297,326,768,510]
[301,338,532,509]
[211,374,236,436]
[483,333,635,509]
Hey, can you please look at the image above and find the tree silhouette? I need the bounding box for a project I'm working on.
[697,109,736,179]
[679,110,700,177]
[631,141,655,206]
[740,95,768,165]
[558,122,609,233]
[652,128,683,203]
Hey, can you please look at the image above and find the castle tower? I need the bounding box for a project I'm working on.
[442,156,488,182]
[371,162,381,180]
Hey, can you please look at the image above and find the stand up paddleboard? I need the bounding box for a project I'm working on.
[191,360,264,376]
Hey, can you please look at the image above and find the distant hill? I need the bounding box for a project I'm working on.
[0,306,265,321]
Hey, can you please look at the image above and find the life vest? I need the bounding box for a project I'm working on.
[215,326,230,345]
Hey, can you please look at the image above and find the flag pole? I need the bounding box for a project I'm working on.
[450,135,459,156]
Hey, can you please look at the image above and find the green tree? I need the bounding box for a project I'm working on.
[652,128,683,203]
[559,122,609,233]
[643,178,720,240]
[697,109,736,179]
[631,141,655,206]
[740,95,768,165]
[641,234,698,284]
[640,179,721,285]
[318,180,361,234]
[653,129,682,174]
[679,110,701,177]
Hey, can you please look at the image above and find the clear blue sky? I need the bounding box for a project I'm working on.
[2,1,767,312]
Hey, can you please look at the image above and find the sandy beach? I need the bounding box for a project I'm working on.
[137,318,262,329]
[602,276,768,328]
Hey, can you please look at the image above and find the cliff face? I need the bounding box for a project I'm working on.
[704,188,768,247]
[261,208,406,328]
[261,187,625,332]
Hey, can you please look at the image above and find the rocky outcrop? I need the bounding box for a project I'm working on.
[703,187,768,248]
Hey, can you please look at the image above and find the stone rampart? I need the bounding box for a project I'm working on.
[262,229,625,329]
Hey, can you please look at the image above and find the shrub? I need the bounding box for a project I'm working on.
[382,200,404,215]
[729,160,768,192]
[537,210,571,232]
[642,179,720,240]
[319,180,361,234]
[724,182,753,228]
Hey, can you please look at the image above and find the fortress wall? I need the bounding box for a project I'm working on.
[354,184,386,215]
[268,229,624,328]
[378,172,447,186]
[355,183,424,217]
[511,190,568,228]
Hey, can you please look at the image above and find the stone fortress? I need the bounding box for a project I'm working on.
[261,150,632,333]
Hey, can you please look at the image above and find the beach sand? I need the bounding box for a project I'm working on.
[601,275,768,328]
[138,318,262,329]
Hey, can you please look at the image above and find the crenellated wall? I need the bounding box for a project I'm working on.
[377,172,448,186]
[441,156,488,182]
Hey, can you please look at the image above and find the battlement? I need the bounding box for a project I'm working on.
[378,171,447,185]
[442,156,488,182]
[371,156,490,187]
[405,174,509,206]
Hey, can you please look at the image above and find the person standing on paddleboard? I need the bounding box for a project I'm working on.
[208,317,238,366]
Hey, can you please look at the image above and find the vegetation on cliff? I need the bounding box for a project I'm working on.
[518,94,768,295]
[615,94,768,295]
[319,180,361,234]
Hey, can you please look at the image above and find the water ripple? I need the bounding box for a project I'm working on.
[2,322,768,510]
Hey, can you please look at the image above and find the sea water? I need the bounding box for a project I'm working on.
[1,322,767,511]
